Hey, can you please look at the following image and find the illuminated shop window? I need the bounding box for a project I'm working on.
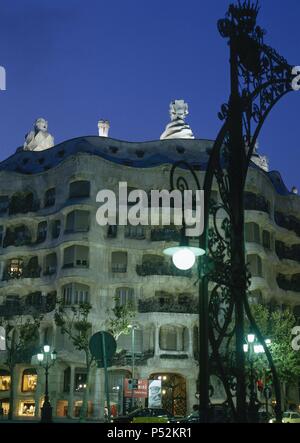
[21,368,37,392]
[0,370,11,391]
[74,369,87,392]
[19,401,35,416]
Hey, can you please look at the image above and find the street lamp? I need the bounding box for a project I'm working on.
[37,345,57,423]
[164,246,205,271]
[243,334,271,422]
[165,0,295,423]
[128,324,139,411]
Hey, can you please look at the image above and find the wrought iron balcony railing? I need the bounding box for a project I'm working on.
[244,192,270,214]
[138,298,198,314]
[111,350,154,366]
[277,273,300,292]
[136,263,192,278]
[2,264,41,281]
[150,228,181,242]
[0,294,56,317]
[276,241,300,263]
[275,212,300,237]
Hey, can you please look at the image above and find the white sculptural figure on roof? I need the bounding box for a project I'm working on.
[160,100,195,140]
[23,118,54,151]
[251,140,269,172]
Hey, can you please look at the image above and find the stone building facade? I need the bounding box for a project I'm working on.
[0,128,299,419]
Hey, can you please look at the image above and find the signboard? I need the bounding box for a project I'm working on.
[148,379,162,408]
[124,379,148,398]
[89,331,116,368]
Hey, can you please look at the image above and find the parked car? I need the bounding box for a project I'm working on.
[269,411,300,423]
[174,412,199,423]
[171,404,233,424]
[112,408,174,424]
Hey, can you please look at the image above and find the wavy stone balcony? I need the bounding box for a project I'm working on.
[111,350,154,366]
[275,212,300,237]
[136,263,192,278]
[276,241,300,263]
[0,292,56,318]
[277,274,300,292]
[138,298,198,314]
[2,262,41,281]
[244,192,270,215]
[150,228,181,242]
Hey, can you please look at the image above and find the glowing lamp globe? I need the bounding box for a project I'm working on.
[164,246,205,271]
[172,248,195,270]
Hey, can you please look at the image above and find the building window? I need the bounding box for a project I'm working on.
[25,292,43,307]
[159,325,188,352]
[69,180,90,199]
[3,225,32,248]
[7,258,23,278]
[125,226,145,239]
[44,253,57,275]
[44,188,56,207]
[111,251,127,273]
[0,370,11,391]
[115,287,134,306]
[65,210,90,233]
[155,291,171,307]
[247,254,263,277]
[36,221,47,243]
[0,226,3,247]
[63,245,89,268]
[63,367,71,392]
[52,220,61,239]
[117,329,143,353]
[21,369,37,392]
[62,283,90,305]
[245,222,260,243]
[262,230,271,250]
[107,225,117,238]
[0,196,9,214]
[159,325,177,351]
[19,401,35,416]
[74,369,87,392]
[9,192,38,215]
[248,290,263,305]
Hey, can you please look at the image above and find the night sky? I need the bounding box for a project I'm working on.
[0,0,299,189]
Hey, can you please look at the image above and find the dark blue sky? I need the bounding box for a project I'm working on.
[0,0,299,189]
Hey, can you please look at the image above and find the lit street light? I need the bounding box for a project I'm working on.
[128,324,139,411]
[243,333,271,422]
[36,345,57,423]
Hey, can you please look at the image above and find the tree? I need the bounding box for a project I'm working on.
[0,315,41,420]
[106,295,136,340]
[54,301,94,421]
[246,304,300,406]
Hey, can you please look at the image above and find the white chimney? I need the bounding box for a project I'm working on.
[98,120,110,137]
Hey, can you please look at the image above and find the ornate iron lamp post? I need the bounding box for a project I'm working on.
[167,0,296,423]
[37,345,57,423]
[243,334,271,422]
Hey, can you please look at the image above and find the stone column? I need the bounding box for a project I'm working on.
[154,324,160,356]
[186,375,196,415]
[188,327,193,357]
[67,365,75,418]
[177,327,183,351]
[92,367,104,421]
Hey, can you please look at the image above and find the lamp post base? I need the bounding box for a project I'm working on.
[40,401,53,423]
